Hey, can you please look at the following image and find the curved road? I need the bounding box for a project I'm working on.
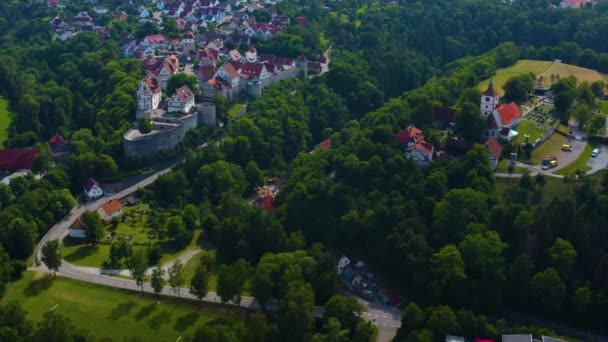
[31,162,401,341]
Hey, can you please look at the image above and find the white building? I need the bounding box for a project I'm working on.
[83,177,103,199]
[156,55,179,90]
[337,256,350,273]
[168,85,195,113]
[137,77,162,112]
[68,217,86,239]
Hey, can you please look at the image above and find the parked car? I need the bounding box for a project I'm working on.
[561,144,572,151]
[592,148,601,158]
[541,156,558,170]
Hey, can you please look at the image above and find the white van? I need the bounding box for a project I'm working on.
[591,148,601,158]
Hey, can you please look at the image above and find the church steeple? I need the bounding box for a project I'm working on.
[480,80,500,117]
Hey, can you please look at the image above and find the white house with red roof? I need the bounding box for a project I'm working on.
[168,85,195,113]
[137,77,162,113]
[68,217,86,239]
[83,177,103,200]
[155,55,180,90]
[481,81,522,138]
[394,125,434,166]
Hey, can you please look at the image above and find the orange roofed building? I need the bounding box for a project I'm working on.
[97,199,124,223]
[394,125,434,166]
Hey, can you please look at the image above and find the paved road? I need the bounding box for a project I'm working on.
[550,138,586,173]
[72,249,202,278]
[33,165,177,266]
[31,161,401,341]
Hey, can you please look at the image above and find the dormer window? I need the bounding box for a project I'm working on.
[485,97,490,101]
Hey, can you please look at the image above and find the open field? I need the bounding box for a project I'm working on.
[477,60,608,95]
[0,97,12,147]
[2,271,245,341]
[555,143,593,175]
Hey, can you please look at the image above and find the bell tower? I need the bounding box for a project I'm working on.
[480,80,500,118]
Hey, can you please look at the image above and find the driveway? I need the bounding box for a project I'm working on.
[587,145,608,174]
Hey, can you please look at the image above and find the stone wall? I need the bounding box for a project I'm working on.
[123,103,217,158]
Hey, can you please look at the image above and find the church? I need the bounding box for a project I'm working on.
[480,80,522,140]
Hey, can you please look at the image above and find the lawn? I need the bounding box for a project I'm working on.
[555,143,593,176]
[477,60,608,95]
[495,159,528,174]
[477,60,552,95]
[63,203,203,268]
[2,271,245,341]
[514,120,547,145]
[530,132,567,164]
[227,103,245,119]
[600,101,608,115]
[495,176,570,205]
[182,254,218,291]
[0,97,12,147]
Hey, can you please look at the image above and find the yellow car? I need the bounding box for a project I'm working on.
[561,144,572,151]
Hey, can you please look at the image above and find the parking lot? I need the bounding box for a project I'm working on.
[588,145,608,174]
[547,138,586,172]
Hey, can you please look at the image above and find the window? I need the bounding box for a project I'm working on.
[485,97,490,101]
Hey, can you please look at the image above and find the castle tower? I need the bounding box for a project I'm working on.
[181,31,196,57]
[480,80,499,118]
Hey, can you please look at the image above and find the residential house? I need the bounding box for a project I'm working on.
[49,133,71,158]
[83,177,103,199]
[168,85,195,113]
[198,48,219,66]
[228,49,242,62]
[215,63,241,87]
[484,137,503,170]
[97,199,124,223]
[137,77,162,112]
[68,217,86,239]
[309,138,332,154]
[560,0,588,7]
[254,187,276,212]
[198,64,216,82]
[394,125,434,166]
[155,55,180,90]
[240,62,270,80]
[0,149,40,171]
[74,11,93,27]
[541,336,566,342]
[93,5,109,14]
[446,336,466,342]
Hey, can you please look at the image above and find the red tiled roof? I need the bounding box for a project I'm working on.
[222,63,240,78]
[318,138,332,150]
[496,102,521,126]
[415,140,434,156]
[484,137,503,160]
[474,339,494,342]
[175,85,194,103]
[563,0,587,4]
[83,177,99,192]
[198,65,216,80]
[70,217,85,230]
[394,125,424,145]
[49,133,68,146]
[145,77,161,94]
[0,149,39,171]
[99,199,122,216]
[240,62,264,79]
[254,188,275,212]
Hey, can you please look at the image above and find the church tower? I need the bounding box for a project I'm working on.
[480,80,499,118]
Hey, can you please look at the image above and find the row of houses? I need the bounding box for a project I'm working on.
[446,334,566,342]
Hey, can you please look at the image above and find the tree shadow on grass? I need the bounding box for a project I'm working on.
[109,301,137,320]
[63,244,99,263]
[173,312,200,331]
[24,275,54,297]
[148,311,171,330]
[135,303,156,321]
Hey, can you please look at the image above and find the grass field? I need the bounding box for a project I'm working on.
[514,120,547,145]
[477,60,608,95]
[530,132,567,164]
[555,143,593,175]
[63,230,202,269]
[496,159,528,173]
[2,271,245,341]
[495,176,570,205]
[0,97,12,147]
[600,101,608,115]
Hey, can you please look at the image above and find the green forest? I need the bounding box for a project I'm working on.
[1,0,608,341]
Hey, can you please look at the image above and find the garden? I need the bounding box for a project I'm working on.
[62,203,201,268]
